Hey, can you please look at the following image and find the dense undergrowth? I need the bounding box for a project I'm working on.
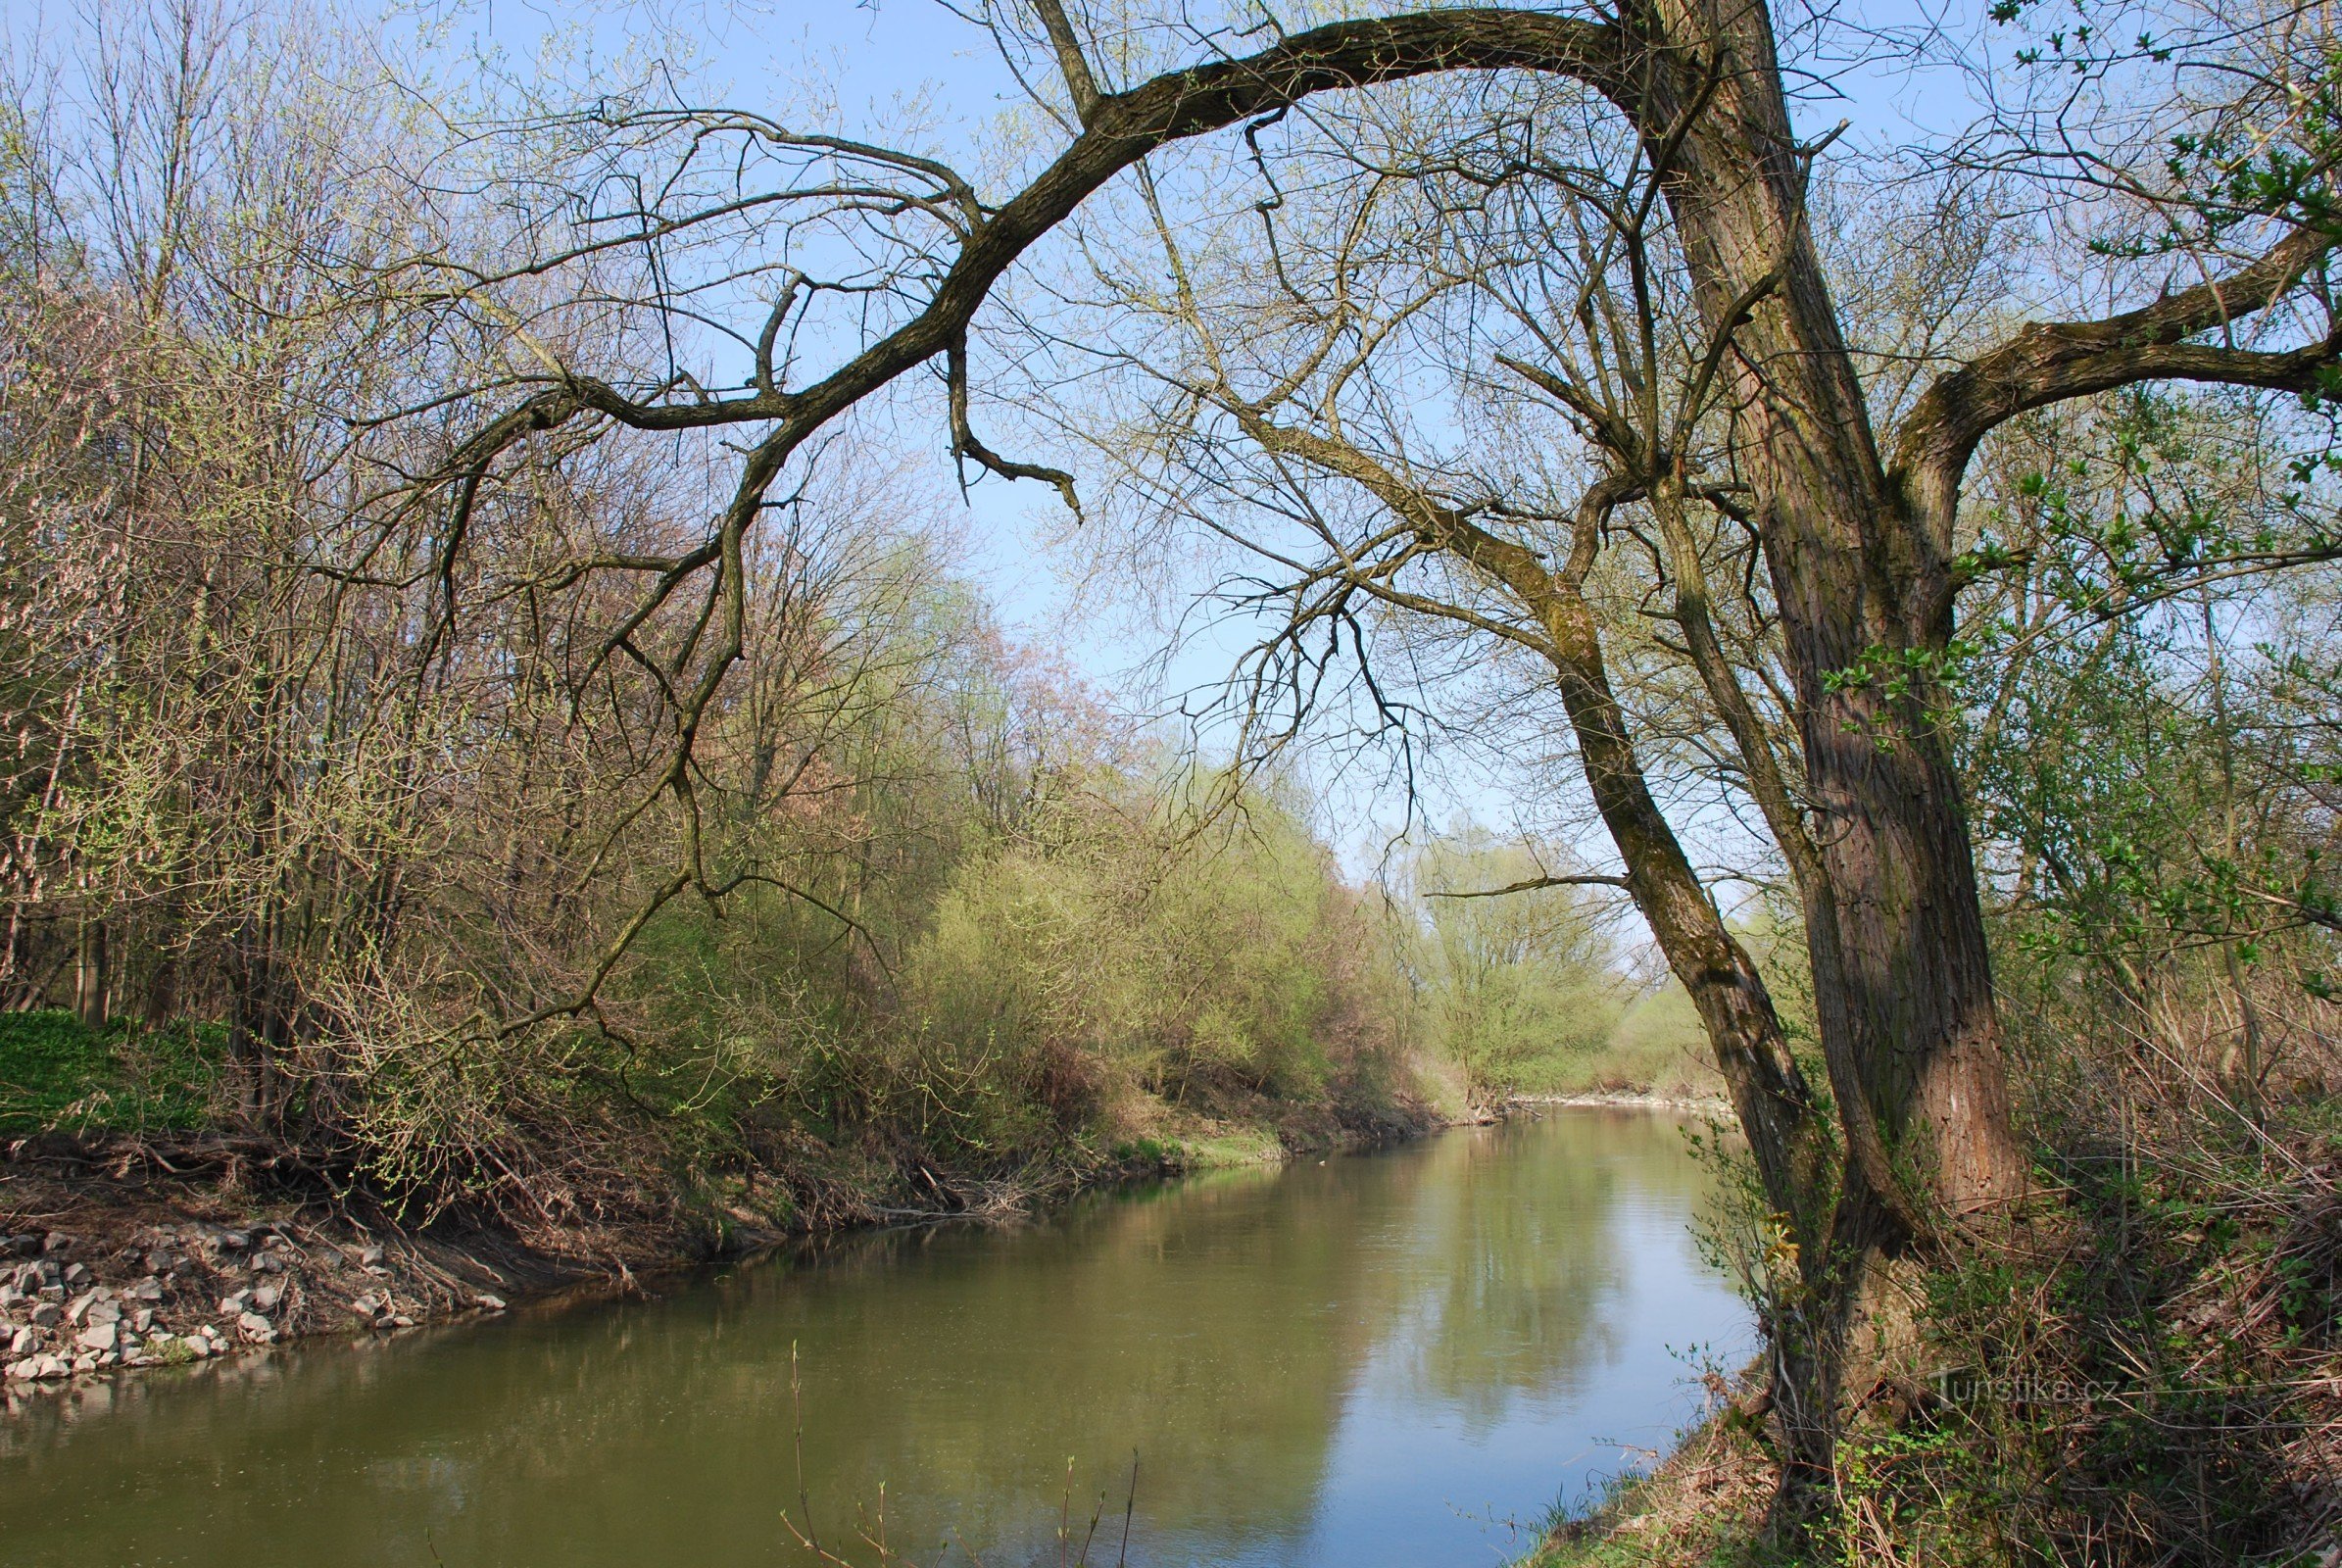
[0,775,1448,1250]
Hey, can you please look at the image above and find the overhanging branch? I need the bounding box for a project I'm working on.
[1893,224,2341,540]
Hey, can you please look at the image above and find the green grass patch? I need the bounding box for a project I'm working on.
[0,1010,222,1134]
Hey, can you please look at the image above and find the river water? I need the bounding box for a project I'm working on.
[0,1109,1748,1568]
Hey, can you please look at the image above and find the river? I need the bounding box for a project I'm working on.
[0,1109,1749,1568]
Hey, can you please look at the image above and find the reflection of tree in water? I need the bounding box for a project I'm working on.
[759,1162,1399,1565]
[1367,1114,1717,1435]
[0,1115,1725,1568]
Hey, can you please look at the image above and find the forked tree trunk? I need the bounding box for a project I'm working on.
[1637,0,2031,1239]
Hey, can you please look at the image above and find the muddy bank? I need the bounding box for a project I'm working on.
[0,1152,571,1397]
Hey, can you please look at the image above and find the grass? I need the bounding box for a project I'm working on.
[1106,1124,1290,1173]
[0,1010,223,1135]
[1513,1403,1774,1568]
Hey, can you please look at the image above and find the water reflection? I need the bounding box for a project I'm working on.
[0,1110,1748,1568]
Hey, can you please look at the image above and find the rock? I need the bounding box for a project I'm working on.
[76,1322,119,1353]
[0,1286,22,1309]
[350,1292,383,1317]
[86,1298,121,1327]
[7,1326,33,1356]
[358,1245,386,1267]
[71,1353,94,1373]
[236,1311,274,1344]
[217,1230,249,1252]
[250,1285,282,1313]
[130,1277,165,1302]
[251,1252,285,1275]
[390,1314,415,1328]
[218,1290,252,1316]
[61,1262,91,1288]
[28,1302,61,1328]
[41,1233,73,1254]
[130,1308,155,1333]
[474,1294,508,1311]
[5,1357,33,1381]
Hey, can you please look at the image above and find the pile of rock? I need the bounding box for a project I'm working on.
[0,1223,315,1384]
[0,1233,231,1380]
[0,1219,514,1390]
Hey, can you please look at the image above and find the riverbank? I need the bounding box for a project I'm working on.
[0,1095,1429,1397]
[1519,1087,2342,1567]
[0,1082,1726,1401]
[1520,1396,1774,1568]
[1506,1092,1732,1116]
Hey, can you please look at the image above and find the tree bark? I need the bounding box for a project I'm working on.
[73,917,109,1032]
[1635,0,2030,1231]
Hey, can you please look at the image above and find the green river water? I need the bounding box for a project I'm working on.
[0,1108,1748,1568]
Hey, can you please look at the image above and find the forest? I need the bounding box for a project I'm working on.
[1,0,2339,1564]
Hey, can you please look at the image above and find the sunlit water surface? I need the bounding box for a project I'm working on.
[0,1109,1749,1568]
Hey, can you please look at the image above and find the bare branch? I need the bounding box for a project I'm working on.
[1894,224,2342,541]
[1031,0,1104,124]
[1426,872,1631,896]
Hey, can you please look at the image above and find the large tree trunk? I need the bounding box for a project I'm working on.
[1522,564,1849,1486]
[1233,417,1849,1481]
[1237,417,1870,1479]
[1637,0,2030,1237]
